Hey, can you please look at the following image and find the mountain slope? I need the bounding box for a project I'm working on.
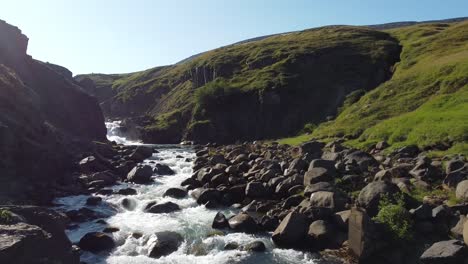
[79,26,401,143]
[310,21,468,155]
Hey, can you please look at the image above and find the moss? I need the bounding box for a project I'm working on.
[408,187,460,206]
[0,209,13,224]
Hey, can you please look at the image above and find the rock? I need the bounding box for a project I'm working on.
[88,170,118,186]
[456,180,468,202]
[446,159,465,174]
[375,141,389,150]
[148,231,183,258]
[272,212,308,248]
[333,210,351,231]
[212,212,229,229]
[97,189,114,195]
[299,141,324,158]
[129,146,153,161]
[121,198,137,211]
[348,207,384,260]
[191,188,221,205]
[86,196,102,206]
[78,232,115,253]
[464,219,468,246]
[410,204,433,220]
[304,167,335,185]
[66,208,101,222]
[309,191,348,212]
[288,158,308,173]
[308,159,336,171]
[154,164,175,175]
[357,181,400,216]
[420,240,467,264]
[444,170,467,188]
[343,150,378,171]
[146,202,180,214]
[245,182,268,198]
[102,227,119,233]
[224,242,239,250]
[228,212,258,233]
[244,241,266,252]
[127,165,153,183]
[307,220,335,249]
[79,156,109,174]
[304,182,334,196]
[210,173,229,187]
[116,188,137,195]
[450,215,466,239]
[163,188,187,198]
[283,194,304,209]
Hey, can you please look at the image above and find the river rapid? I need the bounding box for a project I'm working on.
[53,121,322,264]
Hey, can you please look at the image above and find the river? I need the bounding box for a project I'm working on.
[53,121,321,264]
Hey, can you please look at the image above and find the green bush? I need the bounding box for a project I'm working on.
[373,194,413,241]
[0,209,13,224]
[300,123,317,134]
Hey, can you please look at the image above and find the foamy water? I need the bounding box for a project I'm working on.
[53,122,321,264]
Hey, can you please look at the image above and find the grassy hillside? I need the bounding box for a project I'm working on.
[80,26,400,143]
[285,21,468,156]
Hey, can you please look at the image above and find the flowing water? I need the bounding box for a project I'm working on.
[53,122,322,264]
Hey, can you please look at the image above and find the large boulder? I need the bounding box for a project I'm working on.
[357,181,400,216]
[163,188,187,199]
[456,180,468,202]
[127,165,153,183]
[307,220,336,249]
[228,212,258,233]
[129,146,153,161]
[78,232,115,253]
[272,212,308,248]
[146,202,180,214]
[154,164,175,176]
[304,168,335,185]
[191,188,221,205]
[245,182,269,198]
[79,156,109,174]
[212,212,229,229]
[309,191,348,212]
[420,240,467,264]
[148,231,183,258]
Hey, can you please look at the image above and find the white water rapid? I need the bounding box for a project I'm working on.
[53,122,321,264]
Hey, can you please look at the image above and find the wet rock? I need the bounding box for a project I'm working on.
[357,181,400,216]
[79,156,109,174]
[66,208,101,222]
[86,196,102,206]
[163,188,187,199]
[102,227,119,233]
[116,188,137,195]
[224,242,239,250]
[146,202,180,214]
[228,212,258,233]
[244,241,266,252]
[129,146,153,161]
[420,239,467,264]
[154,164,175,176]
[127,165,153,184]
[148,231,183,258]
[78,232,115,253]
[121,198,137,211]
[212,212,229,229]
[191,188,221,205]
[272,212,308,248]
[97,189,114,195]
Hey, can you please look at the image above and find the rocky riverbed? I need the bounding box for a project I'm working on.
[1,123,467,264]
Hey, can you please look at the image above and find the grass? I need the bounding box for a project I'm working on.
[408,186,460,206]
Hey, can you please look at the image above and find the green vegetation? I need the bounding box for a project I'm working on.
[409,186,460,206]
[311,21,468,156]
[0,209,13,224]
[373,194,413,241]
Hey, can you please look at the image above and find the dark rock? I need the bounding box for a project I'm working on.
[444,170,467,188]
[357,181,400,216]
[97,189,114,195]
[121,198,137,211]
[146,202,180,214]
[287,158,308,173]
[283,194,304,209]
[148,231,183,258]
[272,212,308,248]
[66,208,101,222]
[450,215,466,239]
[299,141,324,158]
[192,188,221,205]
[304,167,335,185]
[228,212,258,233]
[129,146,153,161]
[308,159,336,171]
[102,227,119,233]
[78,232,115,253]
[224,242,239,250]
[309,191,348,212]
[420,239,467,264]
[212,212,229,229]
[244,241,266,252]
[410,204,433,220]
[210,173,229,187]
[127,164,153,183]
[116,188,137,195]
[154,164,175,176]
[163,188,187,199]
[304,182,335,196]
[86,196,102,206]
[79,156,109,174]
[245,182,268,198]
[307,220,336,249]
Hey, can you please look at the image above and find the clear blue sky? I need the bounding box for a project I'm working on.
[2,0,467,75]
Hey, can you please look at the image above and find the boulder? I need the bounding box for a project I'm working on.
[307,220,336,249]
[245,182,268,198]
[212,212,229,229]
[308,159,336,171]
[357,181,400,216]
[450,215,466,239]
[304,182,334,196]
[309,191,348,212]
[224,242,239,250]
[304,167,335,185]
[163,188,187,199]
[78,232,115,253]
[129,146,153,161]
[146,202,180,214]
[88,171,117,186]
[127,165,153,183]
[288,158,308,173]
[456,180,468,202]
[228,212,258,233]
[464,219,468,246]
[86,196,102,206]
[79,156,109,174]
[420,240,467,264]
[191,188,221,205]
[121,198,137,211]
[446,159,465,174]
[210,173,229,187]
[299,141,324,158]
[272,212,308,248]
[154,164,175,176]
[244,241,266,252]
[116,188,137,195]
[148,231,183,258]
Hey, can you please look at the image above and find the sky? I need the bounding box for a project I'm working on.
[1,0,467,75]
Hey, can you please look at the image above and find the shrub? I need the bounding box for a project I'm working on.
[372,194,413,241]
[300,123,317,134]
[0,209,13,224]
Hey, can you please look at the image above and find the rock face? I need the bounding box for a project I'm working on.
[149,231,183,258]
[0,206,79,264]
[0,20,106,204]
[419,240,467,264]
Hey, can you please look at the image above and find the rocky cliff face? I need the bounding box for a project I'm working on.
[0,20,106,204]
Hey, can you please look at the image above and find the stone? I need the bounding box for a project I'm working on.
[288,158,308,173]
[304,167,335,185]
[224,242,239,250]
[102,227,119,233]
[333,210,351,231]
[348,207,383,260]
[116,188,137,195]
[299,141,324,158]
[410,204,433,220]
[357,181,400,216]
[228,212,258,233]
[191,188,221,205]
[375,141,389,150]
[450,215,466,239]
[420,239,467,264]
[148,231,183,258]
[456,180,468,202]
[163,188,187,198]
[307,220,335,249]
[304,182,334,196]
[245,182,268,198]
[129,146,153,161]
[78,232,115,253]
[464,219,468,246]
[309,191,348,212]
[210,173,229,187]
[308,159,336,171]
[121,198,137,211]
[272,212,308,248]
[446,159,465,174]
[212,212,229,229]
[154,164,175,175]
[127,165,153,184]
[79,156,109,174]
[86,196,102,206]
[244,241,266,252]
[146,202,180,214]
